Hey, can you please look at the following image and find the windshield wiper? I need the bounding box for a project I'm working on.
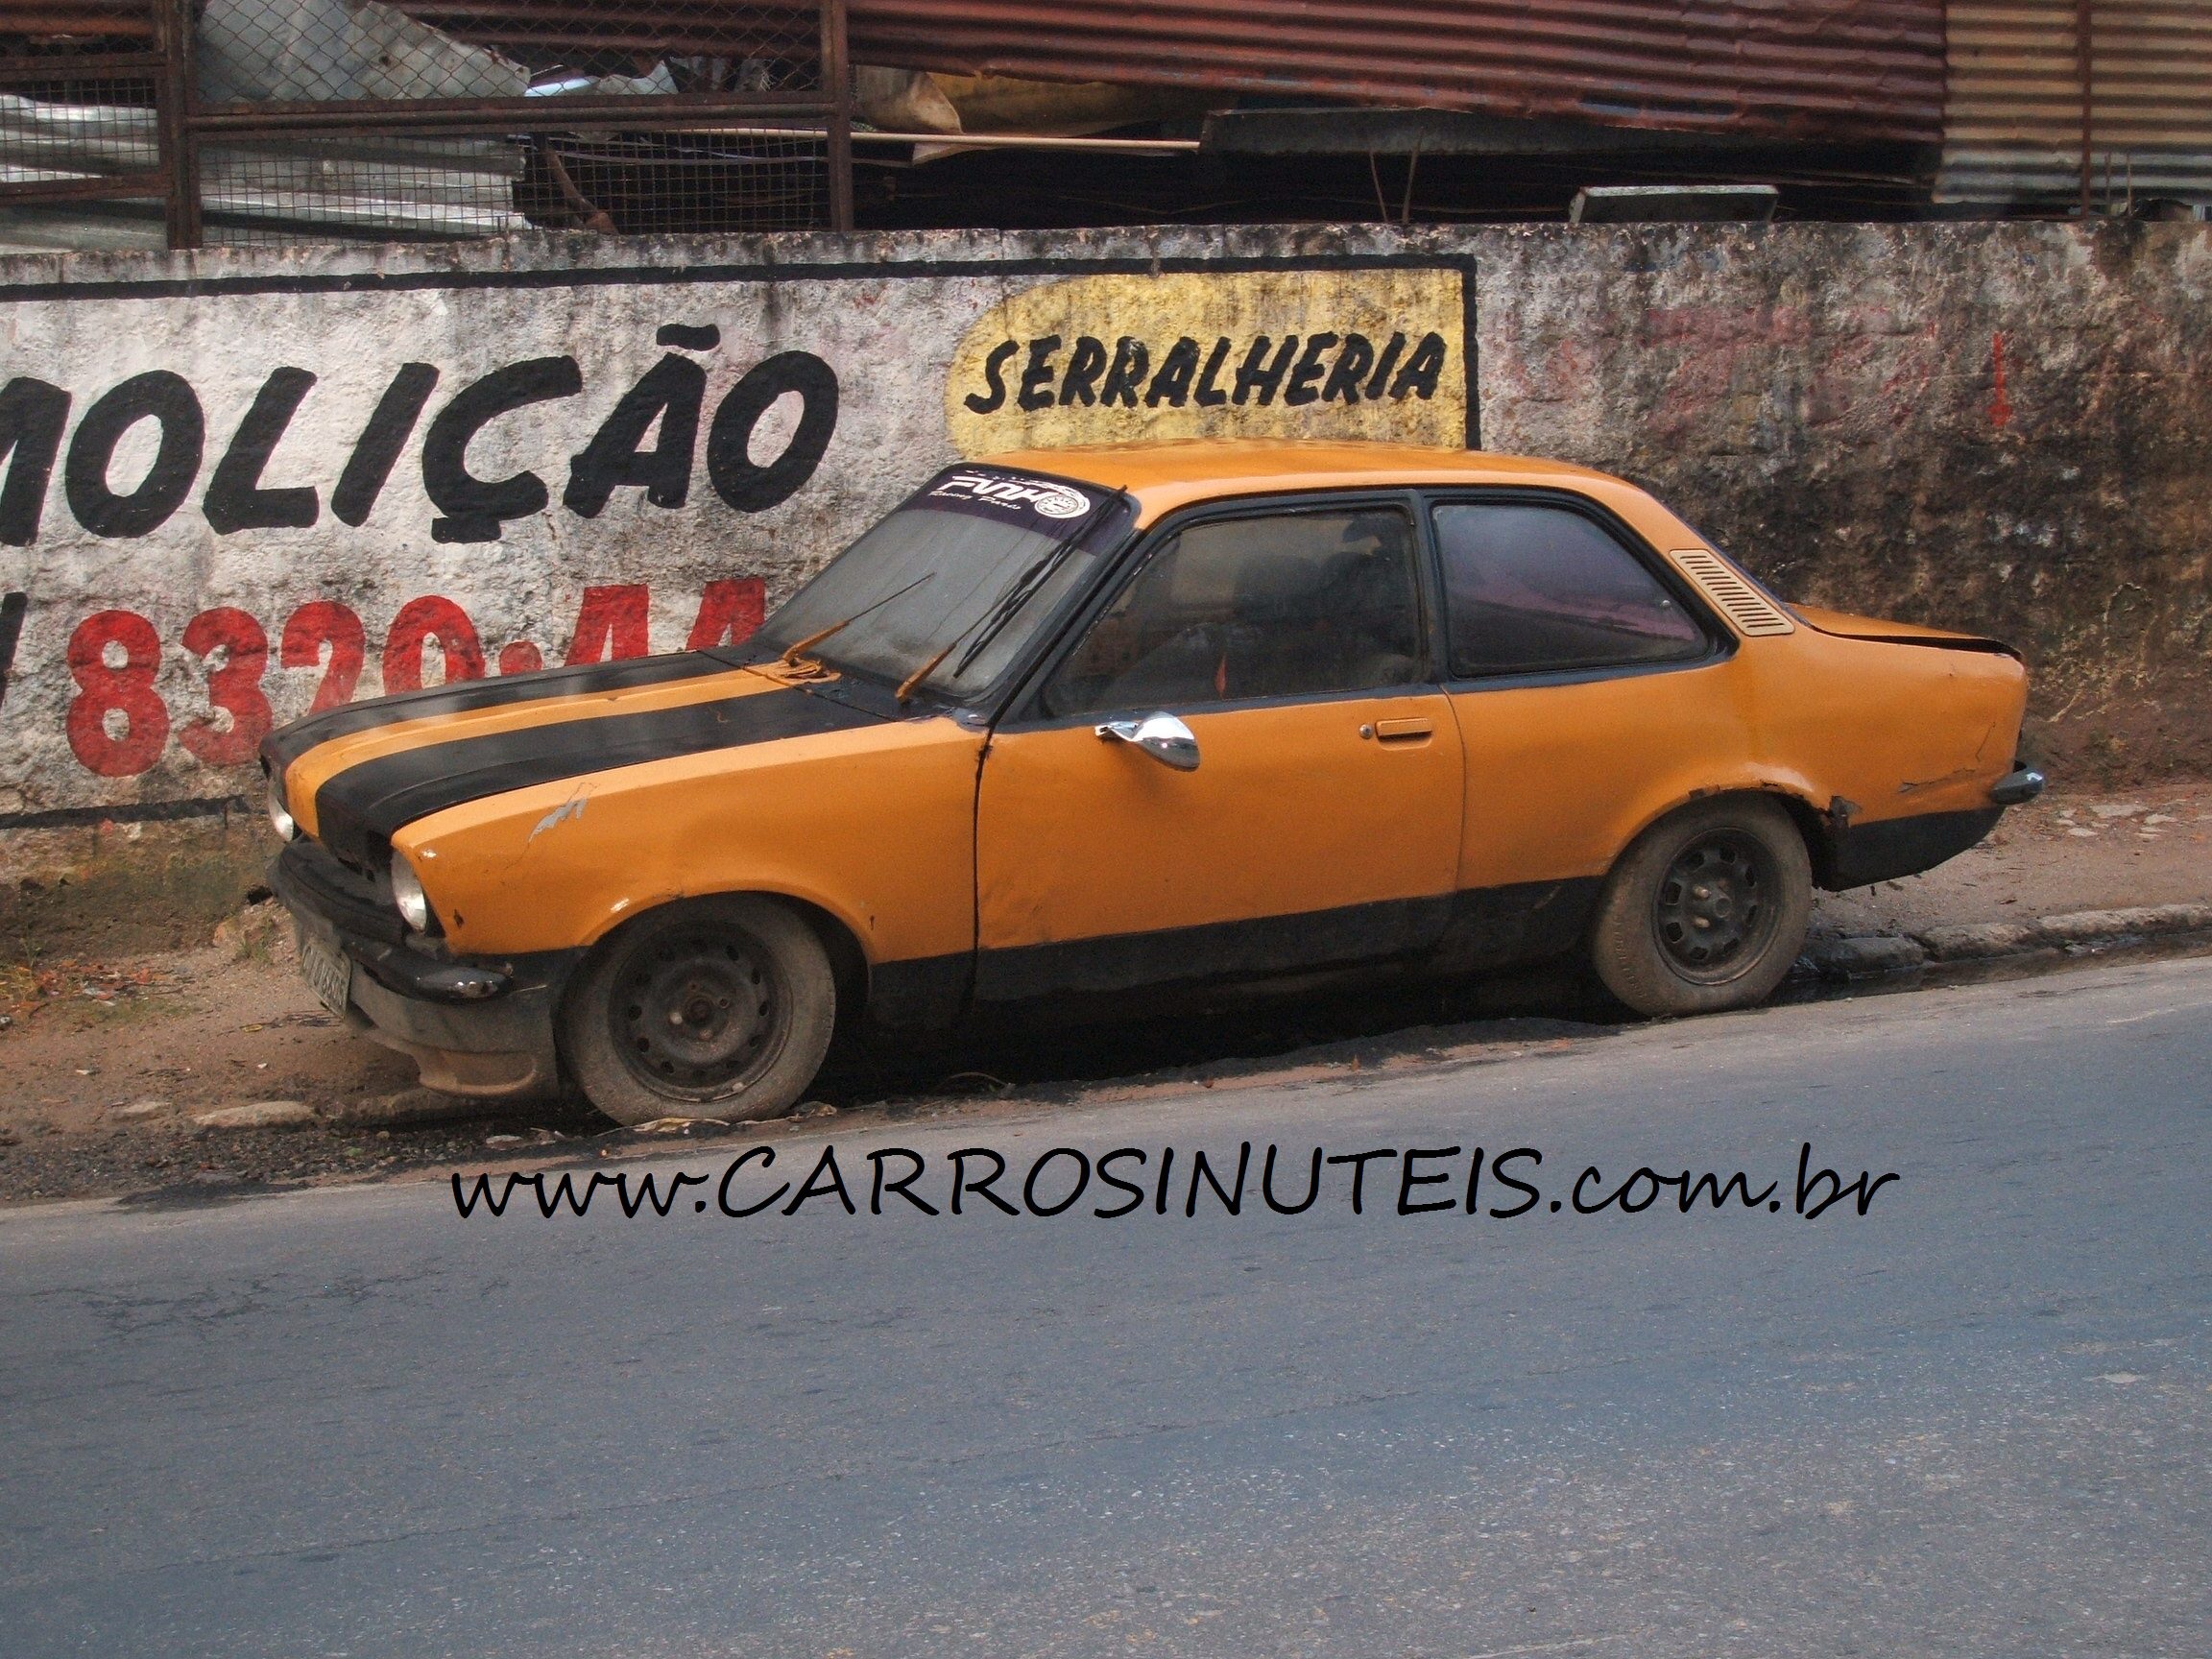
[895,500,1114,703]
[775,572,936,670]
[894,542,1073,703]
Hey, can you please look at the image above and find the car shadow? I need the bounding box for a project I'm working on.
[814,956,1626,1109]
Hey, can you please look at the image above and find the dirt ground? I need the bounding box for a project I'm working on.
[1,780,2206,1207]
[1808,780,2212,937]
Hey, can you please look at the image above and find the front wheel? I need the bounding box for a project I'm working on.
[1590,796,1813,1018]
[563,896,836,1125]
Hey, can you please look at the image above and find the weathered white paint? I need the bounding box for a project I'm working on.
[2,219,2204,819]
[0,230,1473,818]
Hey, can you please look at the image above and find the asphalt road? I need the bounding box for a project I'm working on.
[6,952,2210,1658]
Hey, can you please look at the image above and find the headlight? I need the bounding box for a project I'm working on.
[267,784,297,842]
[390,851,432,932]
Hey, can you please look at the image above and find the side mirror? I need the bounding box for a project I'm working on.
[1094,711,1200,772]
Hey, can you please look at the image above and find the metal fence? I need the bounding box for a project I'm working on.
[0,0,852,251]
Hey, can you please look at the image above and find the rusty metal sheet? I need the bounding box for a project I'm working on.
[1939,1,2212,205]
[845,0,1946,145]
[399,0,826,63]
[0,1,154,42]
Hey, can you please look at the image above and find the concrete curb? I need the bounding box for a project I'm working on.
[316,1088,499,1130]
[1810,902,2212,977]
[186,1089,503,1135]
[1805,935,1931,976]
[190,1100,316,1131]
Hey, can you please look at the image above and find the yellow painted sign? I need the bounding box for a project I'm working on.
[945,267,1467,456]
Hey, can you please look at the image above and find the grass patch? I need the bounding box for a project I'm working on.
[0,821,278,959]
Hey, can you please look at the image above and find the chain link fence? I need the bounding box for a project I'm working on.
[0,2,171,250]
[0,0,850,250]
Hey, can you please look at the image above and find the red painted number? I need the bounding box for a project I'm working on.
[687,578,766,650]
[280,601,367,714]
[383,595,485,692]
[566,583,650,664]
[177,608,272,766]
[66,610,170,777]
[62,580,764,775]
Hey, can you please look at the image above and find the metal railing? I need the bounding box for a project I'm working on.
[0,0,853,250]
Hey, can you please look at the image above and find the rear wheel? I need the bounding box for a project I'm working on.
[563,896,835,1125]
[1590,796,1813,1018]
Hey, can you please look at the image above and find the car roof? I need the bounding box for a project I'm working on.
[977,439,1634,525]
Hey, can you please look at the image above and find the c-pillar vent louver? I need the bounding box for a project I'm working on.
[1670,549,1794,637]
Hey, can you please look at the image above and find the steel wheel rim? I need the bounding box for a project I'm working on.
[1652,829,1779,985]
[609,926,786,1101]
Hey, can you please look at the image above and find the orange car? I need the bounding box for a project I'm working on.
[262,441,2040,1123]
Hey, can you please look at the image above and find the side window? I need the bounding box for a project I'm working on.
[1043,507,1424,716]
[1433,501,1707,678]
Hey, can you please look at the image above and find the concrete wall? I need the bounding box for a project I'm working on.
[0,220,2202,830]
[1479,220,2212,783]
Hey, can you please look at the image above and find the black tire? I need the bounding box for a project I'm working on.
[562,896,836,1125]
[1590,796,1813,1018]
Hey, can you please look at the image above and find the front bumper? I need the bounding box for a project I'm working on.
[270,841,579,1098]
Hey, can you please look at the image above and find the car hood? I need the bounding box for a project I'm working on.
[263,653,886,869]
[1791,605,2020,659]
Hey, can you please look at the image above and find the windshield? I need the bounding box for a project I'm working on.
[755,466,1134,700]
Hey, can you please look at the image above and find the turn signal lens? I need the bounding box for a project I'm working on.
[390,852,432,932]
[267,788,297,842]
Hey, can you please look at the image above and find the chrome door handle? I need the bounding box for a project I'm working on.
[1096,711,1201,772]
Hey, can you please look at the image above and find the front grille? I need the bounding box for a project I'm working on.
[271,838,406,946]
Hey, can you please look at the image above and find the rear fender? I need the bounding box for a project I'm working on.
[1612,774,1832,873]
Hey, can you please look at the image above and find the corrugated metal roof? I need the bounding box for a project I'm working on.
[846,1,1947,145]
[1939,1,2212,204]
[400,0,823,64]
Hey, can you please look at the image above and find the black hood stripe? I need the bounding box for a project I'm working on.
[262,652,734,773]
[313,685,878,867]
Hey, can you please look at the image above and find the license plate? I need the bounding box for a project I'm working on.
[300,932,352,1018]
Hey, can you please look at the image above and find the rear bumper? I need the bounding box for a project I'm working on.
[1820,805,2004,891]
[270,842,579,1098]
[1815,760,2046,891]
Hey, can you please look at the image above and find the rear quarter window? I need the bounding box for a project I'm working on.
[1433,501,1707,678]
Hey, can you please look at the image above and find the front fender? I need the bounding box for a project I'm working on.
[391,719,986,969]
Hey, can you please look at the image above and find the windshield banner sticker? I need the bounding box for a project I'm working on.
[926,469,1093,524]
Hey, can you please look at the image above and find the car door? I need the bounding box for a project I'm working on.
[974,496,1464,1002]
[1425,492,1751,966]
